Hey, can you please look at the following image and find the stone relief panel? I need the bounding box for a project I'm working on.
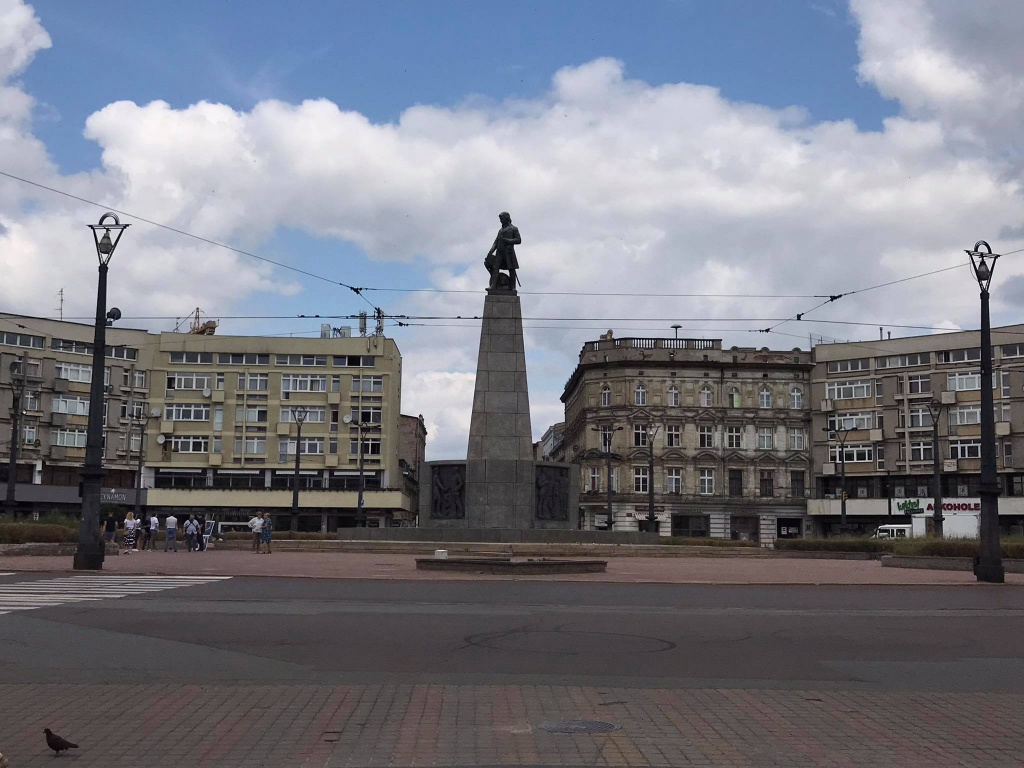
[430,464,466,520]
[535,465,569,521]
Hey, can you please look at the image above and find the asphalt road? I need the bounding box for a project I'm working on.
[2,572,1023,693]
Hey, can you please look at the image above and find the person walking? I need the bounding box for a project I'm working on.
[247,513,263,553]
[259,512,274,554]
[122,511,139,554]
[148,513,159,550]
[164,513,178,552]
[197,514,207,552]
[183,514,200,552]
[102,512,117,545]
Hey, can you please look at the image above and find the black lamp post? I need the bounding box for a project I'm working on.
[591,424,622,530]
[823,421,856,533]
[4,357,27,517]
[925,400,946,538]
[967,241,1004,583]
[131,407,160,523]
[289,405,308,532]
[343,414,380,527]
[74,213,128,571]
[645,422,661,533]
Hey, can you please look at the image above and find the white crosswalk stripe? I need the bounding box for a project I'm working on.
[0,575,230,616]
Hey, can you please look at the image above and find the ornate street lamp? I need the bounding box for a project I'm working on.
[74,213,129,571]
[925,400,947,538]
[823,420,857,533]
[4,358,28,517]
[591,424,623,530]
[289,405,309,532]
[645,422,661,534]
[966,240,1004,583]
[343,413,381,527]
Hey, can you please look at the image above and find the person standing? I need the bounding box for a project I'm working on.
[164,513,178,552]
[247,513,263,553]
[197,514,207,552]
[102,512,117,545]
[122,511,139,554]
[259,512,274,554]
[183,514,200,552]
[148,513,159,550]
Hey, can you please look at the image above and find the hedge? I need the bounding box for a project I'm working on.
[774,538,896,553]
[0,523,78,544]
[776,536,1024,559]
[664,536,759,548]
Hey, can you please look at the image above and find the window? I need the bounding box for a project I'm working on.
[52,428,87,447]
[235,406,268,424]
[633,424,648,447]
[218,353,269,365]
[950,440,982,459]
[237,373,268,391]
[56,362,92,383]
[21,424,37,445]
[826,380,873,399]
[332,355,376,367]
[948,372,981,391]
[10,358,42,378]
[281,406,327,423]
[788,428,805,451]
[667,468,682,494]
[600,385,611,407]
[277,354,328,366]
[120,401,146,420]
[828,444,873,463]
[1002,343,1024,358]
[1002,371,1011,398]
[169,351,213,364]
[698,468,714,495]
[598,425,613,452]
[215,373,225,391]
[949,405,981,427]
[666,424,681,448]
[937,348,981,364]
[165,403,210,421]
[588,468,601,492]
[876,352,929,369]
[759,387,772,409]
[213,406,224,431]
[282,374,327,393]
[166,372,211,391]
[634,383,647,406]
[698,425,713,448]
[903,441,933,462]
[23,392,39,411]
[280,437,326,461]
[901,375,932,395]
[759,470,774,497]
[0,331,43,349]
[791,471,805,498]
[671,514,709,538]
[633,467,649,493]
[829,412,874,431]
[826,359,869,373]
[727,388,741,408]
[726,426,742,449]
[121,369,147,388]
[53,396,89,416]
[171,435,209,453]
[234,437,267,455]
[729,469,743,497]
[697,386,711,408]
[349,437,379,456]
[331,375,341,393]
[757,427,774,450]
[352,376,383,393]
[790,387,803,409]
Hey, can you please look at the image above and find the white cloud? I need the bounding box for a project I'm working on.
[2,1,1024,459]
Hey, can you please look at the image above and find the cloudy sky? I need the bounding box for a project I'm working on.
[2,0,1023,459]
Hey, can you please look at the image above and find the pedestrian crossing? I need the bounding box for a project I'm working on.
[0,575,231,616]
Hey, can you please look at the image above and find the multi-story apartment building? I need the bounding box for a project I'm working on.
[560,332,813,543]
[1,315,415,529]
[809,325,1024,537]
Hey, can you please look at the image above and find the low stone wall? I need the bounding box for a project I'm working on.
[339,527,661,545]
[416,557,607,575]
[881,555,1024,573]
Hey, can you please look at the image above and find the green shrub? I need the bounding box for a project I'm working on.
[220,530,334,540]
[663,536,759,548]
[0,523,77,544]
[27,512,78,529]
[774,537,895,553]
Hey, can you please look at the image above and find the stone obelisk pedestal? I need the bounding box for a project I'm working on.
[464,289,534,528]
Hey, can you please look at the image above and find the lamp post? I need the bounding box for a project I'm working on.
[591,424,622,530]
[925,400,946,538]
[4,356,27,518]
[343,415,380,527]
[131,407,161,523]
[967,241,1004,583]
[671,324,681,339]
[74,213,129,571]
[645,422,661,534]
[289,405,309,532]
[823,421,856,533]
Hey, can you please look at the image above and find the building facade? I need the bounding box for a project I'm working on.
[560,333,813,543]
[1,315,415,528]
[809,325,1024,537]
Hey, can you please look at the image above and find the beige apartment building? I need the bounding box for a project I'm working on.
[560,332,813,543]
[1,314,417,529]
[809,325,1024,537]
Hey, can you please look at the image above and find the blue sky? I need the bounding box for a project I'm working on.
[4,0,1024,457]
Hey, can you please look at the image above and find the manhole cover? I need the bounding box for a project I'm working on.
[539,719,620,734]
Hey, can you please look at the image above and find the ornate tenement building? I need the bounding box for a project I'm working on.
[560,333,813,543]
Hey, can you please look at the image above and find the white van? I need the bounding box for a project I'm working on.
[874,524,912,539]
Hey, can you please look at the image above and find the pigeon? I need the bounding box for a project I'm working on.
[0,750,8,767]
[44,728,78,756]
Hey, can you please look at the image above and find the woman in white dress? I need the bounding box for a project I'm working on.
[122,511,139,553]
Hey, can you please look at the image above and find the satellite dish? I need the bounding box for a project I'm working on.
[156,434,166,445]
[342,414,353,424]
[202,388,212,398]
[150,407,162,418]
